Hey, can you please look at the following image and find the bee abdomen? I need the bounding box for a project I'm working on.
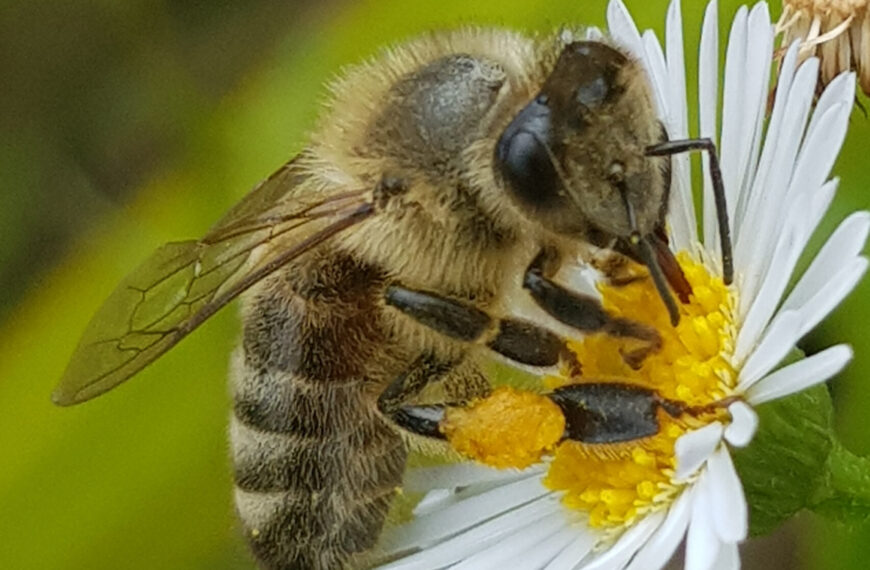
[231,371,406,570]
[231,250,408,569]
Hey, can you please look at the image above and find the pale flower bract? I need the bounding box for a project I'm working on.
[376,1,868,569]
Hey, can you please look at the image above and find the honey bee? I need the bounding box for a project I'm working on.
[54,27,731,570]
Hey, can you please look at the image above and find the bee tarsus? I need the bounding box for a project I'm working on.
[549,383,669,444]
[377,353,454,416]
[384,285,491,342]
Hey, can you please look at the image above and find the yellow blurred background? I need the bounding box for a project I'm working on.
[1,0,868,568]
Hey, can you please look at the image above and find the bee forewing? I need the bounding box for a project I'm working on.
[54,161,374,406]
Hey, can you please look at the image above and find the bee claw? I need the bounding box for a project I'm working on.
[393,405,447,439]
[620,346,652,370]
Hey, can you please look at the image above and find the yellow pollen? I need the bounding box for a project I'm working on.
[442,387,565,469]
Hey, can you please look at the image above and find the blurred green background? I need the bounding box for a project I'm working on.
[1,0,867,568]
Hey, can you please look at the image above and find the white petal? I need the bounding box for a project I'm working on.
[685,479,722,570]
[542,531,597,570]
[665,0,688,139]
[735,58,819,310]
[785,100,850,210]
[699,0,720,252]
[411,466,546,517]
[718,6,749,226]
[737,310,802,390]
[509,524,583,569]
[674,422,724,480]
[723,401,758,447]
[790,256,868,341]
[737,41,799,243]
[585,27,605,41]
[706,448,748,543]
[746,344,853,405]
[403,463,540,493]
[414,489,455,517]
[577,511,664,570]
[450,513,569,570]
[710,541,741,570]
[380,475,550,555]
[736,224,802,364]
[804,71,856,140]
[731,3,773,230]
[736,170,833,366]
[607,0,644,60]
[642,30,670,118]
[783,211,870,313]
[624,490,692,570]
[379,495,560,568]
[665,0,695,250]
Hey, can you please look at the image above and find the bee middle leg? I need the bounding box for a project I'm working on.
[384,285,568,368]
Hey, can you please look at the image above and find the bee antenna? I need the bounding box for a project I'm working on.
[645,138,733,285]
[617,185,680,326]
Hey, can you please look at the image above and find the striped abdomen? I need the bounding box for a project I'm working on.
[230,251,407,570]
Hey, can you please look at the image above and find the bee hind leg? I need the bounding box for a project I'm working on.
[393,382,683,446]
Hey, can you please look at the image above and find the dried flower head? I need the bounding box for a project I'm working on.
[777,0,870,94]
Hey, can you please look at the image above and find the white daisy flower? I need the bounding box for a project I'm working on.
[376,1,867,569]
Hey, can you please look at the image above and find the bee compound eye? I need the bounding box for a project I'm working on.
[496,98,561,208]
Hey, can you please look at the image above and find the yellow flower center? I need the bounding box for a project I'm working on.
[443,252,737,529]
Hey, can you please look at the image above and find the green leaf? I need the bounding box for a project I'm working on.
[732,338,870,534]
[733,384,834,536]
[811,442,870,524]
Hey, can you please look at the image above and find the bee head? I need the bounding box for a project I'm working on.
[495,41,668,244]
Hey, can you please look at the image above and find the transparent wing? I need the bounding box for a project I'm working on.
[54,159,374,405]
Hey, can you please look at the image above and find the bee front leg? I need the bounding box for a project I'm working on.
[523,250,661,367]
[589,248,649,286]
